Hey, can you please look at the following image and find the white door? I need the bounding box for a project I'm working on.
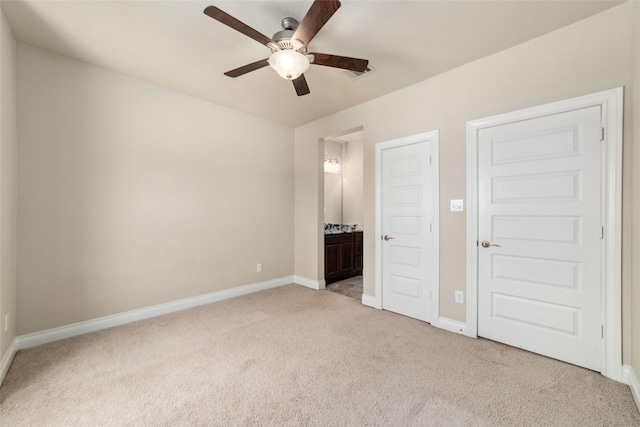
[477,106,602,371]
[381,141,434,322]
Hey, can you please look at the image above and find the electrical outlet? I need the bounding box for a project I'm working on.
[257,263,263,273]
[3,314,8,332]
[455,290,464,304]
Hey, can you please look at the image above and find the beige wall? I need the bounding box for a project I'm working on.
[16,45,294,335]
[294,128,325,282]
[0,7,18,359]
[631,0,640,378]
[294,2,634,335]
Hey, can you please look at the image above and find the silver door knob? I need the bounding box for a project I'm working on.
[481,240,501,248]
[383,235,395,241]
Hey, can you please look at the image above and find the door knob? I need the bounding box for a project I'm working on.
[481,240,501,248]
[383,235,395,241]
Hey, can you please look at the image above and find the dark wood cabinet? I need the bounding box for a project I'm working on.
[325,232,363,284]
[354,232,363,273]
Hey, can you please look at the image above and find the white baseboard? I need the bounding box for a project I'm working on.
[434,317,469,336]
[623,364,640,413]
[0,338,17,386]
[361,293,378,309]
[15,276,294,351]
[294,275,325,290]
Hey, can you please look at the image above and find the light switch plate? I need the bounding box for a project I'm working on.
[450,199,464,212]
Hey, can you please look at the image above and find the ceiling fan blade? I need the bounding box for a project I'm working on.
[224,59,270,78]
[292,0,341,48]
[204,6,275,48]
[292,74,311,96]
[309,53,368,72]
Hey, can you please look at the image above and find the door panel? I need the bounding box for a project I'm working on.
[492,171,580,202]
[382,141,433,322]
[339,243,354,272]
[478,106,602,371]
[492,216,580,244]
[325,245,339,276]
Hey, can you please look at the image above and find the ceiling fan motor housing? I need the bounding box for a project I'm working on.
[271,18,306,51]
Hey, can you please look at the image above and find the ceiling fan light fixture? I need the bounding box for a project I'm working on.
[205,1,369,96]
[268,49,310,80]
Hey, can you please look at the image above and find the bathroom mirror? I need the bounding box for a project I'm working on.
[324,171,342,224]
[324,139,344,226]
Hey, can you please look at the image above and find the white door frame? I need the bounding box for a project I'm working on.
[466,88,623,382]
[374,131,440,322]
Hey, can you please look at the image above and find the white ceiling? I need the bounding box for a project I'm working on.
[1,0,623,127]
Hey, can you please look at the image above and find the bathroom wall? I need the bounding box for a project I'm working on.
[342,136,364,227]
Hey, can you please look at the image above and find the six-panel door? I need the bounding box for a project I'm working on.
[477,106,603,371]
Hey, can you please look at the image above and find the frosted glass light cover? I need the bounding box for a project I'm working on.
[268,50,310,80]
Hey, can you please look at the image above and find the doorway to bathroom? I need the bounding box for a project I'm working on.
[323,129,364,301]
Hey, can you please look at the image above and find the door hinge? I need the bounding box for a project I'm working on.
[601,226,604,239]
[430,223,432,232]
[601,325,604,338]
[429,156,432,165]
[600,127,605,141]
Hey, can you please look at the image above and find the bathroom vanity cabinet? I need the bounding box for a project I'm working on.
[324,231,363,285]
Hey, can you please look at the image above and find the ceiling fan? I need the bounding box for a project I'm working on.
[204,0,369,96]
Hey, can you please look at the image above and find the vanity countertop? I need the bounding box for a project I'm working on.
[324,230,362,235]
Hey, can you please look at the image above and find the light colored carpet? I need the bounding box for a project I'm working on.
[1,284,638,426]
